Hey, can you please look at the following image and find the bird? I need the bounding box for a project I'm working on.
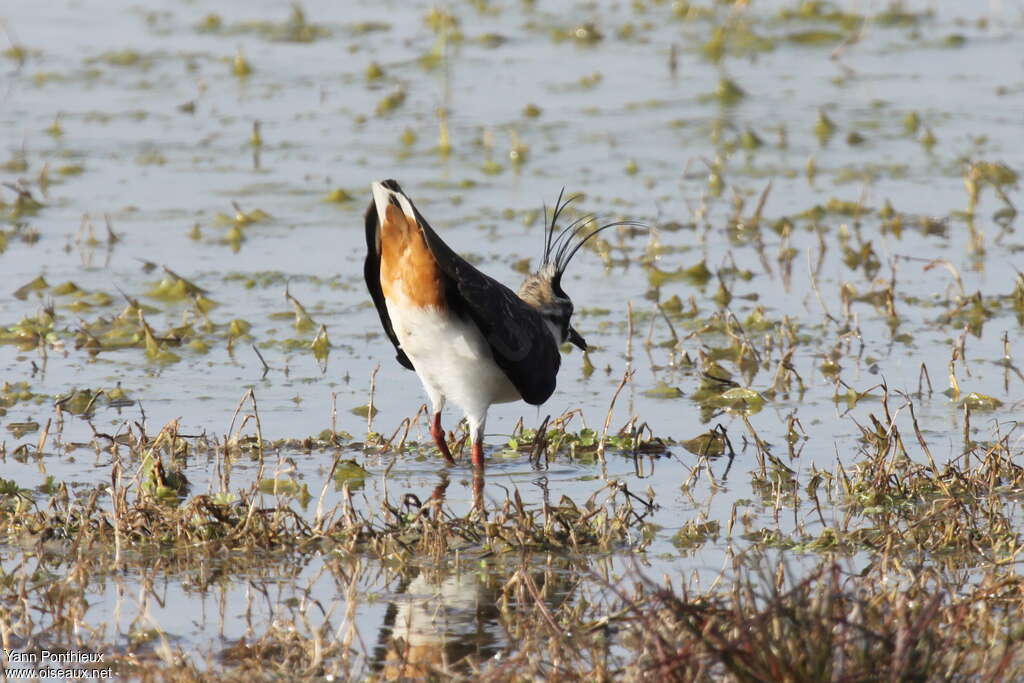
[364,179,637,470]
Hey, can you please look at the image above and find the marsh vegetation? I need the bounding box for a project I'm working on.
[1,0,1022,679]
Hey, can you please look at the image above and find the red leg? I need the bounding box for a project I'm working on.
[471,440,485,470]
[431,412,455,464]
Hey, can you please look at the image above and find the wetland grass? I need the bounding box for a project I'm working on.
[2,0,1023,679]
[2,380,1023,678]
[0,396,665,679]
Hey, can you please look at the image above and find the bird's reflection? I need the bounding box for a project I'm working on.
[421,471,485,511]
[373,566,501,679]
[372,469,487,677]
[366,467,585,678]
[380,473,495,679]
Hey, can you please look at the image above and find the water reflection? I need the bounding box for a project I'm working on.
[378,470,493,677]
[370,471,578,678]
[373,567,501,679]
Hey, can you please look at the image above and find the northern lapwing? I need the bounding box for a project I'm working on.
[364,179,636,470]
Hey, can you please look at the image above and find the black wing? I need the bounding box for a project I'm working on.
[364,199,414,370]
[376,179,561,405]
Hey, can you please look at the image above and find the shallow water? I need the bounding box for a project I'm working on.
[1,0,1022,676]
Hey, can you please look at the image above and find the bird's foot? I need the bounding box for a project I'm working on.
[431,412,455,465]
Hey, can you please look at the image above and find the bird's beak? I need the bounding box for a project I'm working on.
[568,326,587,351]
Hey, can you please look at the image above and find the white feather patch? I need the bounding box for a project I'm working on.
[394,191,418,224]
[371,181,393,226]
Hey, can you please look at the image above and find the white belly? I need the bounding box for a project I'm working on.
[386,302,521,415]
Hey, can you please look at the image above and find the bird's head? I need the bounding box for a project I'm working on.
[517,190,644,352]
[518,262,586,350]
